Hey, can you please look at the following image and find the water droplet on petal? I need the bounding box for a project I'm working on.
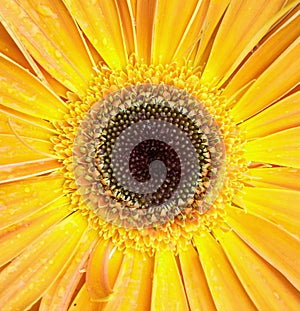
[24,187,30,193]
[102,38,108,46]
[37,5,58,19]
[55,50,62,59]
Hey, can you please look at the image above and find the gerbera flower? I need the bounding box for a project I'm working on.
[0,0,300,310]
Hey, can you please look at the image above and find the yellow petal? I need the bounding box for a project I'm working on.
[86,239,124,302]
[179,244,216,311]
[227,207,300,291]
[223,6,300,99]
[0,22,31,71]
[102,250,153,311]
[0,196,70,267]
[173,1,210,63]
[244,127,300,168]
[0,134,53,165]
[151,1,205,64]
[63,0,127,69]
[39,66,69,99]
[0,54,67,120]
[86,239,115,301]
[0,0,94,94]
[0,109,55,140]
[0,16,48,83]
[115,0,136,58]
[0,174,64,229]
[135,0,156,63]
[193,0,230,67]
[216,229,300,311]
[0,212,87,311]
[0,159,60,184]
[40,229,98,311]
[68,284,101,311]
[202,0,288,84]
[194,232,256,311]
[236,187,300,238]
[232,37,300,122]
[151,250,189,311]
[239,91,300,139]
[0,21,68,97]
[247,167,300,191]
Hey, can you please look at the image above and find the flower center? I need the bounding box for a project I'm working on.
[73,84,225,228]
[52,59,247,254]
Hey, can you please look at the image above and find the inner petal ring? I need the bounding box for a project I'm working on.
[73,84,225,228]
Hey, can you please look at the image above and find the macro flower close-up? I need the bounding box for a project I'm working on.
[0,0,300,310]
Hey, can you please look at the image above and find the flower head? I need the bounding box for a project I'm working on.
[0,1,300,310]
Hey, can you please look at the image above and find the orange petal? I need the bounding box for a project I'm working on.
[1,0,94,94]
[239,91,300,139]
[232,37,300,122]
[0,212,87,310]
[63,0,127,69]
[202,0,288,84]
[68,284,101,311]
[86,239,124,302]
[179,244,216,311]
[0,21,68,97]
[235,186,300,238]
[244,127,300,168]
[0,174,64,229]
[115,0,136,58]
[151,1,204,64]
[135,0,156,63]
[28,301,42,311]
[247,167,300,191]
[40,229,98,311]
[216,229,300,310]
[227,207,300,291]
[193,231,256,310]
[38,66,69,99]
[0,196,70,267]
[0,22,31,71]
[0,16,49,83]
[223,6,300,99]
[0,54,67,121]
[102,250,153,311]
[151,250,189,311]
[86,239,115,301]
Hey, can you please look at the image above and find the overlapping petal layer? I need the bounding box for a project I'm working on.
[235,186,300,237]
[63,0,128,69]
[245,127,300,168]
[0,54,67,120]
[239,91,300,139]
[194,232,256,310]
[227,207,300,290]
[151,250,189,310]
[0,0,299,310]
[202,0,289,84]
[217,229,300,310]
[247,167,300,190]
[0,0,94,94]
[0,174,64,229]
[0,213,87,311]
